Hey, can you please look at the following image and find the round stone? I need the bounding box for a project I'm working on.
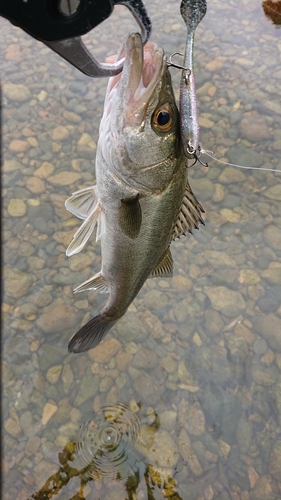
[3,82,31,101]
[253,338,268,356]
[7,199,27,217]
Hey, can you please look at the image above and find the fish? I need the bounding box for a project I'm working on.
[179,0,207,158]
[65,32,204,353]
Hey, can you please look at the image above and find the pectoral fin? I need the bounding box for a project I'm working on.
[173,182,205,239]
[150,247,173,278]
[118,194,142,239]
[65,186,98,219]
[66,205,101,256]
[74,271,108,294]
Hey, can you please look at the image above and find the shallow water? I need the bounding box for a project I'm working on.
[2,0,281,499]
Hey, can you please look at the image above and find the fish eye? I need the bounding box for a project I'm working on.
[152,103,174,133]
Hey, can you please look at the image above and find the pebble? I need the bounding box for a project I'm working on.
[5,267,33,298]
[212,183,225,202]
[263,184,281,201]
[34,162,55,179]
[171,275,192,292]
[3,159,22,172]
[261,268,281,285]
[263,225,281,251]
[239,269,260,285]
[227,143,263,168]
[204,249,236,268]
[204,308,224,336]
[236,416,253,454]
[3,82,31,101]
[115,351,133,371]
[239,115,270,142]
[19,411,34,438]
[218,166,246,184]
[159,410,177,431]
[46,365,62,384]
[36,304,79,334]
[74,366,99,406]
[204,286,246,317]
[68,253,92,272]
[88,338,121,363]
[26,177,45,194]
[227,336,249,365]
[133,372,165,404]
[47,171,81,186]
[253,315,281,352]
[4,413,22,438]
[269,440,281,480]
[132,346,158,370]
[177,428,203,477]
[251,475,274,500]
[63,110,82,123]
[235,58,255,67]
[140,428,179,468]
[220,208,241,223]
[205,58,225,71]
[253,338,268,356]
[7,198,27,217]
[8,140,30,153]
[25,436,41,456]
[184,404,206,436]
[61,364,74,394]
[51,126,70,141]
[199,116,215,128]
[78,133,92,146]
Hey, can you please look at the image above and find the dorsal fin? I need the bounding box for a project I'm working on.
[118,194,142,239]
[150,247,173,278]
[65,186,98,220]
[173,181,205,239]
[74,271,108,294]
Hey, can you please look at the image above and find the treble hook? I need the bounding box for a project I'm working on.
[187,144,209,168]
[166,52,191,80]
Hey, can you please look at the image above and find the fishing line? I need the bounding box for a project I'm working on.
[199,149,281,174]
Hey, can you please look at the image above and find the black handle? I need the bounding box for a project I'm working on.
[0,0,114,41]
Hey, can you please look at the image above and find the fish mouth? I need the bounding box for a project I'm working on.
[108,33,165,127]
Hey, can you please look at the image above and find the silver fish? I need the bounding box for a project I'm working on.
[179,0,207,159]
[65,33,204,353]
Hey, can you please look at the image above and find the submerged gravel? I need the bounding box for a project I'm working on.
[2,0,281,498]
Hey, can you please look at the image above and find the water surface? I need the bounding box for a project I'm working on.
[2,0,281,499]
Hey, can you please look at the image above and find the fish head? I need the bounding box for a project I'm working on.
[99,33,182,188]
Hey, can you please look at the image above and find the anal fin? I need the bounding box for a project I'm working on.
[173,181,205,239]
[118,194,142,239]
[150,247,173,278]
[74,271,108,294]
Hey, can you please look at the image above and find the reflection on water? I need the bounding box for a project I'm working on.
[2,0,281,499]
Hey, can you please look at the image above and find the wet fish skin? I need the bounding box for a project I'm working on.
[180,0,207,158]
[66,33,204,353]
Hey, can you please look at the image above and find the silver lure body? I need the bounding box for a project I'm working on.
[180,0,207,158]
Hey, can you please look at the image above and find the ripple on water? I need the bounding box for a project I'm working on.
[75,402,146,483]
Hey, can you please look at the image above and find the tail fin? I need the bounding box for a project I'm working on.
[68,314,117,353]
